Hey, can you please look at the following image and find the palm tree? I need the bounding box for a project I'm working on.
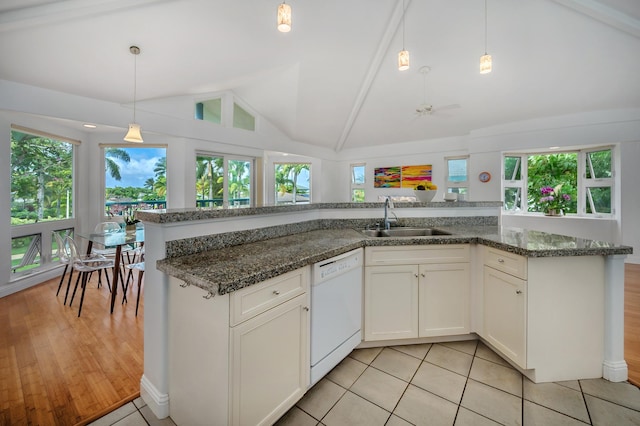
[153,157,167,198]
[105,148,130,181]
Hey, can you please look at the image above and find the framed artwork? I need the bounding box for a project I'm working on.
[374,166,401,188]
[401,164,432,188]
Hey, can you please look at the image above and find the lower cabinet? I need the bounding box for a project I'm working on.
[168,267,310,426]
[364,246,470,342]
[364,264,419,340]
[230,293,309,426]
[483,265,526,368]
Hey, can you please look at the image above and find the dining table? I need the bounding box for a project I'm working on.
[76,226,144,314]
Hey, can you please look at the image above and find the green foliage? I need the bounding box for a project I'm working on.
[527,153,577,213]
[11,130,73,223]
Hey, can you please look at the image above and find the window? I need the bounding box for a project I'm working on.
[11,126,76,275]
[445,156,468,195]
[104,146,167,218]
[275,163,311,204]
[350,163,365,202]
[11,128,74,224]
[195,98,222,124]
[233,103,255,131]
[502,146,614,216]
[196,153,254,208]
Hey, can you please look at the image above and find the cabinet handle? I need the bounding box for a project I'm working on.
[414,273,419,278]
[303,306,310,311]
[516,290,523,295]
[420,273,426,278]
[273,290,280,295]
[498,258,505,263]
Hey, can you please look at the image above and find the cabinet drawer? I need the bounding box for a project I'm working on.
[230,267,309,326]
[484,247,527,279]
[365,245,469,266]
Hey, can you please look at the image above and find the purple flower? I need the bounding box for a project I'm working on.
[540,186,554,195]
[563,194,571,201]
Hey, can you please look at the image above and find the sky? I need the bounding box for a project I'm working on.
[105,147,165,188]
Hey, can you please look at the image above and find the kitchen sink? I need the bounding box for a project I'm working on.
[361,227,452,237]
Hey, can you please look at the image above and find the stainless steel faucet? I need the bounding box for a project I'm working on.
[383,197,396,230]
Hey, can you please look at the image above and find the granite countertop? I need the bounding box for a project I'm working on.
[137,201,503,224]
[157,226,632,296]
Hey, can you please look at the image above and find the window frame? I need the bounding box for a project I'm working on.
[274,162,311,205]
[195,151,256,208]
[350,163,366,203]
[502,145,615,218]
[445,155,469,195]
[10,125,78,278]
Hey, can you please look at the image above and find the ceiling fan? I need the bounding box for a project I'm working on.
[414,66,460,117]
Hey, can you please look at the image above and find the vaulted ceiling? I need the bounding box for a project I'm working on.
[1,0,639,152]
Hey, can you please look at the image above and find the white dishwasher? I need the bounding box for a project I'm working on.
[310,248,363,386]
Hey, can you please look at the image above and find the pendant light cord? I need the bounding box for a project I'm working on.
[402,0,406,50]
[133,51,137,122]
[484,0,488,55]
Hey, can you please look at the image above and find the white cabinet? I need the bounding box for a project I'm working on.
[483,265,527,368]
[480,247,606,383]
[364,245,470,342]
[364,264,419,341]
[168,267,310,426]
[419,263,470,337]
[230,293,309,426]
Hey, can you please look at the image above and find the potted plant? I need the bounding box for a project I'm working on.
[414,182,438,202]
[124,215,140,232]
[539,184,571,216]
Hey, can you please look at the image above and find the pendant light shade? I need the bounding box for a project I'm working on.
[398,0,409,71]
[398,50,410,71]
[124,123,143,143]
[277,2,291,32]
[480,0,492,74]
[124,45,143,143]
[480,53,492,74]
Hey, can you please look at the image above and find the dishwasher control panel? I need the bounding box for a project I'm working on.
[313,248,363,284]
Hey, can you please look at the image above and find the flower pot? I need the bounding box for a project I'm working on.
[125,224,137,233]
[544,209,563,217]
[414,190,437,202]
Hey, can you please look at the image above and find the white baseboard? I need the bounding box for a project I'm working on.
[0,267,63,298]
[603,360,628,382]
[140,375,170,419]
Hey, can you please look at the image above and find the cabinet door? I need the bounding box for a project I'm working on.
[230,293,309,426]
[483,266,527,368]
[364,265,419,341]
[418,263,470,337]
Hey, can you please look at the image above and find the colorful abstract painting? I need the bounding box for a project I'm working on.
[401,165,432,188]
[374,166,401,188]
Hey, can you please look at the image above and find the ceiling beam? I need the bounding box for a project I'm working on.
[334,0,411,152]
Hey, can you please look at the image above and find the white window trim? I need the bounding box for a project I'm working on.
[350,163,366,202]
[445,155,469,194]
[502,146,616,218]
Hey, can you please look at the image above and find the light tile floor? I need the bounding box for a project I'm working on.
[92,341,640,426]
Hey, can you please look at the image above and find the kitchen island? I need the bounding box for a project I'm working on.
[136,202,632,422]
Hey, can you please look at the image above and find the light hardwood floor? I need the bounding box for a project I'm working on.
[0,271,144,426]
[625,263,640,387]
[1,264,639,425]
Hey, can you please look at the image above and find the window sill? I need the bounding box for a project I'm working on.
[501,212,617,221]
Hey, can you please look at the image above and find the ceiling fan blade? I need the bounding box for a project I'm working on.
[433,103,461,112]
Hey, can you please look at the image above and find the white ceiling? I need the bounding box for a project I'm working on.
[0,0,639,152]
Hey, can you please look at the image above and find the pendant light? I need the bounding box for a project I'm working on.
[277,1,292,33]
[124,45,143,143]
[480,0,492,74]
[398,0,409,71]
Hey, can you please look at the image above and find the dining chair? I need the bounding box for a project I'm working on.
[91,221,133,286]
[65,236,115,317]
[124,261,145,316]
[53,231,72,297]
